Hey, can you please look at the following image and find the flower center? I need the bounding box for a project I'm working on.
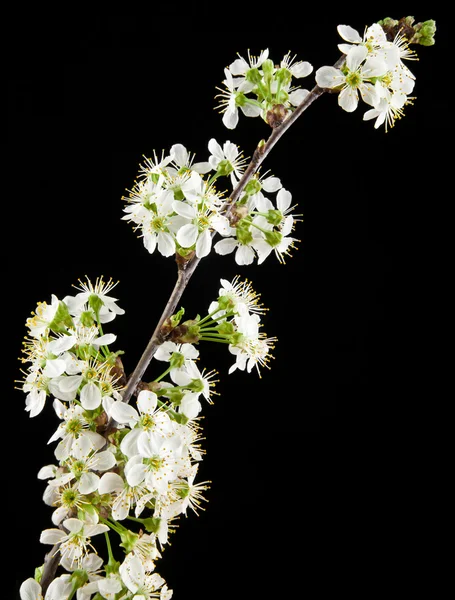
[72,460,86,477]
[61,487,81,508]
[141,414,156,431]
[66,417,83,436]
[346,70,362,88]
[151,216,166,232]
[145,456,163,471]
[197,215,210,231]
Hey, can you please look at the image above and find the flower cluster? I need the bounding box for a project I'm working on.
[215,175,300,265]
[122,140,246,259]
[315,22,419,129]
[216,49,313,129]
[21,277,124,419]
[21,276,276,598]
[169,277,276,376]
[124,143,300,266]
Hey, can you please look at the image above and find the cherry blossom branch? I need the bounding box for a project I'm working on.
[38,55,346,594]
[113,54,347,408]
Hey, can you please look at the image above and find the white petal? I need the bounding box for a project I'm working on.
[214,237,238,255]
[240,103,262,117]
[126,463,147,487]
[346,45,368,72]
[359,82,379,107]
[277,188,292,212]
[63,517,84,533]
[291,61,313,78]
[120,427,143,458]
[40,528,66,544]
[47,335,76,355]
[92,333,116,348]
[110,401,139,424]
[143,232,157,254]
[223,141,239,162]
[98,472,124,495]
[208,138,224,160]
[338,86,359,112]
[157,232,176,257]
[79,472,100,494]
[236,245,255,265]
[281,215,294,237]
[254,241,273,264]
[288,89,310,106]
[362,57,387,78]
[169,143,188,167]
[58,374,83,393]
[93,449,117,471]
[119,553,144,593]
[338,43,354,55]
[222,107,239,129]
[337,24,362,43]
[37,465,57,480]
[196,229,212,258]
[80,382,102,410]
[181,344,199,359]
[176,224,198,248]
[229,57,248,76]
[172,200,196,220]
[262,177,282,192]
[137,390,158,415]
[25,389,47,418]
[315,66,344,89]
[51,506,69,525]
[192,161,213,174]
[20,578,42,600]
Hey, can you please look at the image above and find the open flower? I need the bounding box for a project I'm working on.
[40,518,109,565]
[208,139,247,187]
[119,553,169,600]
[316,45,387,112]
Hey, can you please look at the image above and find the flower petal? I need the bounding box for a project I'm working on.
[196,229,212,258]
[346,45,368,72]
[137,390,158,415]
[214,237,237,255]
[176,224,198,248]
[338,86,359,112]
[109,401,139,425]
[98,472,125,495]
[315,66,344,89]
[157,232,176,257]
[337,24,362,43]
[79,472,100,495]
[80,382,102,410]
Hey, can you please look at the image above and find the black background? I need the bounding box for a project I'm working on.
[7,6,449,598]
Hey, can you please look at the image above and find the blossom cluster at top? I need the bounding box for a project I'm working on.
[315,22,418,129]
[216,49,313,129]
[123,142,301,265]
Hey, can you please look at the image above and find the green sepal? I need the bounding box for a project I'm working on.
[275,67,292,87]
[79,310,96,327]
[140,516,162,534]
[216,159,234,176]
[164,388,184,406]
[119,529,139,553]
[88,294,104,315]
[186,378,204,393]
[151,173,160,184]
[77,503,99,523]
[105,554,121,577]
[246,67,262,85]
[173,412,189,425]
[34,565,44,583]
[173,188,185,201]
[177,246,194,257]
[49,301,74,333]
[169,351,185,369]
[262,59,274,81]
[229,332,244,346]
[244,178,262,196]
[217,321,235,335]
[264,230,283,247]
[70,569,89,588]
[266,209,284,226]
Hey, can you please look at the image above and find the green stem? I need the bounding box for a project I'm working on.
[250,221,271,235]
[154,365,173,383]
[198,305,223,325]
[199,336,231,344]
[104,531,115,563]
